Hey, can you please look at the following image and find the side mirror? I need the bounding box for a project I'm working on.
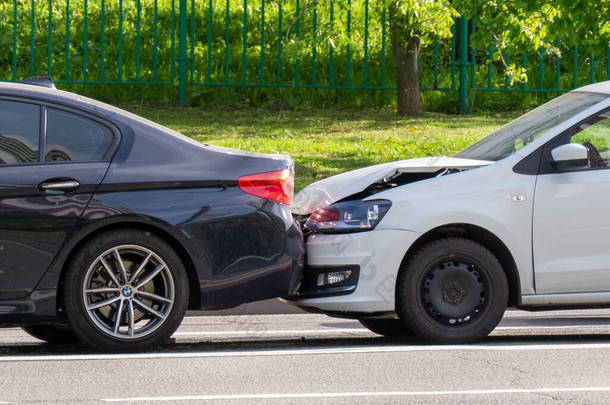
[551,143,589,171]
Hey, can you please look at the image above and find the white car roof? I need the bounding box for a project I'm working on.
[573,80,610,95]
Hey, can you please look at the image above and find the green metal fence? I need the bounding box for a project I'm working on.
[181,0,458,102]
[2,0,178,86]
[1,0,609,112]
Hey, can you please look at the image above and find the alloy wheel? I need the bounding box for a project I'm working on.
[82,245,175,339]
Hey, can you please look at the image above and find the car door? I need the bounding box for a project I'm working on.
[533,107,610,293]
[0,100,117,299]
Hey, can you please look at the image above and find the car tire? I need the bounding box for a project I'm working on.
[396,237,508,344]
[63,229,189,352]
[358,318,414,338]
[21,324,79,345]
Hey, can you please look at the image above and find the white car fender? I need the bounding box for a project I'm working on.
[373,155,537,295]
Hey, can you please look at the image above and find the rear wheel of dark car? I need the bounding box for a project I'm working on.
[21,324,79,345]
[396,237,508,344]
[63,229,189,352]
[358,318,414,338]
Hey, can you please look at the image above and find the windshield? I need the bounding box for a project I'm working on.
[456,92,607,161]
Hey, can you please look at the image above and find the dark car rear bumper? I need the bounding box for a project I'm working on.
[196,219,305,310]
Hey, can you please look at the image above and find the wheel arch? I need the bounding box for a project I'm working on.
[56,221,202,313]
[397,223,521,307]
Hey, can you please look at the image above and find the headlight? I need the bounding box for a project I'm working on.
[305,200,392,233]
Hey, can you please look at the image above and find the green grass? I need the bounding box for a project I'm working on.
[122,104,516,191]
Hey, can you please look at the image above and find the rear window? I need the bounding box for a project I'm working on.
[45,108,114,162]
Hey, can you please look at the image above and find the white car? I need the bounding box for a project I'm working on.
[288,81,610,343]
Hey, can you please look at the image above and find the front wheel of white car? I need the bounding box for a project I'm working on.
[396,238,508,344]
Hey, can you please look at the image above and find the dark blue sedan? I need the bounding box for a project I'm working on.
[0,78,303,351]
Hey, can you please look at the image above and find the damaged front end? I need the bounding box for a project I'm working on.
[290,156,492,298]
[292,156,492,216]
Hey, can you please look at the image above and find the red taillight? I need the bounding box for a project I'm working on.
[238,168,294,205]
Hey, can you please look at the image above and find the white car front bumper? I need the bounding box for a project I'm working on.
[288,229,420,313]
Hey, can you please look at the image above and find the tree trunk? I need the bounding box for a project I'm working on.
[393,36,421,116]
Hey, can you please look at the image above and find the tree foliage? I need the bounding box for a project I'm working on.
[385,0,456,43]
[379,0,610,114]
[459,0,610,54]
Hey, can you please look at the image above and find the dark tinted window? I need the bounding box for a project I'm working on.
[0,100,40,164]
[45,108,114,162]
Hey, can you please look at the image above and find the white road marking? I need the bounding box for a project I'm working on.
[495,324,610,330]
[173,328,370,336]
[4,341,610,362]
[173,324,610,337]
[101,387,610,402]
[7,325,607,341]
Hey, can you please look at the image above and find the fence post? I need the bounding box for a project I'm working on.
[458,16,469,114]
[178,0,188,105]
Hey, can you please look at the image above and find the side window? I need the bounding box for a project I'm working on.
[567,110,610,169]
[0,100,40,165]
[45,108,114,162]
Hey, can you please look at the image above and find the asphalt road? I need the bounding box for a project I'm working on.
[2,309,610,404]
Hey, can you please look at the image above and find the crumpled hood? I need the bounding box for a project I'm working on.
[292,156,492,215]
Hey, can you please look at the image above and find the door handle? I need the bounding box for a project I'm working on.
[38,180,80,193]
